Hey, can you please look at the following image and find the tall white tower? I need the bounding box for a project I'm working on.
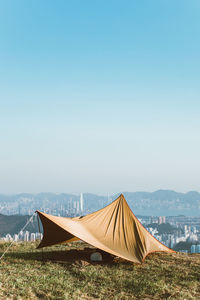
[80,192,84,213]
[107,193,112,204]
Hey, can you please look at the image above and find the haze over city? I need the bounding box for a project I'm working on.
[0,1,200,194]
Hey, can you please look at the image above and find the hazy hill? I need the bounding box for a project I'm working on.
[121,190,200,216]
[0,214,38,237]
[0,190,200,216]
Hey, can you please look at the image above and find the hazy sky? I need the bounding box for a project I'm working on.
[0,1,200,194]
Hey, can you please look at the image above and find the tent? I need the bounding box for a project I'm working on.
[36,194,174,263]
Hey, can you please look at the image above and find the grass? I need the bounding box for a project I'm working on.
[0,241,199,299]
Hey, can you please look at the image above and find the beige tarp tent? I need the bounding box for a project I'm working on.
[36,194,174,263]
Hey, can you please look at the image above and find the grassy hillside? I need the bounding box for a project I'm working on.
[0,241,199,299]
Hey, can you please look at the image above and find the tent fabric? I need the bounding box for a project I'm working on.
[36,194,174,263]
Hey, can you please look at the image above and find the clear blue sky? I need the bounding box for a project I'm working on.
[0,0,200,194]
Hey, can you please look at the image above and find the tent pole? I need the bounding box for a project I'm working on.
[37,213,44,262]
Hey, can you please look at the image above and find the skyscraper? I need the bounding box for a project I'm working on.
[158,216,166,225]
[107,193,112,204]
[80,193,84,212]
[76,201,80,214]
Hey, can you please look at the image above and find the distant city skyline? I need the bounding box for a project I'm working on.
[0,1,200,194]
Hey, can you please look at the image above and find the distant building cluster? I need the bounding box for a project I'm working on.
[140,215,200,253]
[0,193,86,217]
[191,244,200,253]
[38,193,85,217]
[0,231,43,242]
[64,192,84,216]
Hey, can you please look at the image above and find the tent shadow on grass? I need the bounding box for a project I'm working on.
[0,247,119,265]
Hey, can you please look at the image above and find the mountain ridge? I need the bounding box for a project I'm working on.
[0,190,200,216]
